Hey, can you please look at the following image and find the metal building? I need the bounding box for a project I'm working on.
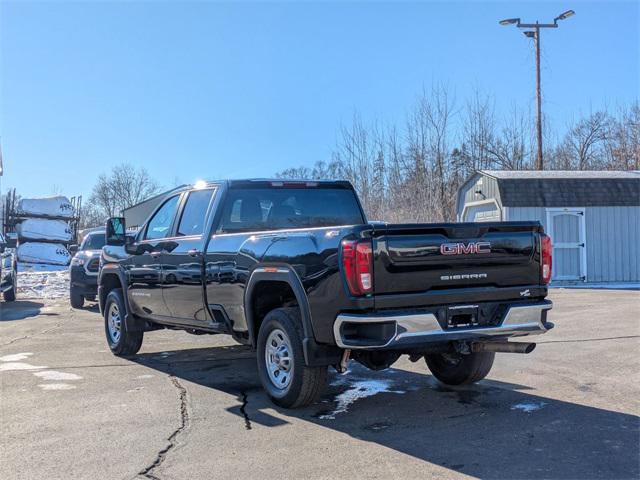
[122,185,186,231]
[456,170,640,284]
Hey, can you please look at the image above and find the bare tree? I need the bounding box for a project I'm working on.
[560,111,611,170]
[605,103,640,170]
[275,88,637,225]
[85,164,161,226]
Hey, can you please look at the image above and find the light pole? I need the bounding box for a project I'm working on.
[499,10,575,170]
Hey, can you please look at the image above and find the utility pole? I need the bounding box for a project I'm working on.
[534,25,542,171]
[499,10,575,170]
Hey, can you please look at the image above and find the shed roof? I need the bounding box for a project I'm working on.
[481,170,639,180]
[477,170,640,207]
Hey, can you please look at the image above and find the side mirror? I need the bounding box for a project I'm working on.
[106,217,126,246]
[124,236,142,255]
[69,244,78,255]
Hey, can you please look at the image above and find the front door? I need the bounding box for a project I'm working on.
[547,208,586,282]
[127,194,182,318]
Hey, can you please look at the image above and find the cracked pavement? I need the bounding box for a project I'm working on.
[1,289,639,480]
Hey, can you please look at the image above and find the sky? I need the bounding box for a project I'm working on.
[1,0,638,200]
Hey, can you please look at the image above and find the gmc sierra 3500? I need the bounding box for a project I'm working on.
[99,179,553,408]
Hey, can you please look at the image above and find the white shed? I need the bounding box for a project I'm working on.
[456,170,640,284]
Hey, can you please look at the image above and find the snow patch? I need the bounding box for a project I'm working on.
[136,374,154,379]
[319,378,406,419]
[16,268,69,299]
[0,353,33,362]
[553,283,640,290]
[38,383,76,391]
[511,402,547,413]
[33,370,82,381]
[0,362,47,372]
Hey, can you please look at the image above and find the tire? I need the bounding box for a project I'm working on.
[104,288,143,356]
[3,272,16,302]
[425,351,495,386]
[70,286,84,309]
[257,307,327,408]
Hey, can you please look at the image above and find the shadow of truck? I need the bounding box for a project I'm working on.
[131,345,639,479]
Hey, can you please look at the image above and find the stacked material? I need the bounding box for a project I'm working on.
[17,219,73,242]
[16,196,74,266]
[17,242,71,266]
[17,196,74,218]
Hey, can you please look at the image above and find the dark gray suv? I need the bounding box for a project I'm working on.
[69,230,105,308]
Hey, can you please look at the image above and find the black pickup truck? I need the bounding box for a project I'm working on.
[100,179,553,408]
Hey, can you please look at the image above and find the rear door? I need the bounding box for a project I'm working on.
[127,194,181,319]
[546,208,586,281]
[372,222,542,295]
[161,188,216,322]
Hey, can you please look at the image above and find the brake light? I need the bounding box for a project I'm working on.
[541,234,552,284]
[342,239,373,296]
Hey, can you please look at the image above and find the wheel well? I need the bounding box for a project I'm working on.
[99,273,122,312]
[249,280,298,345]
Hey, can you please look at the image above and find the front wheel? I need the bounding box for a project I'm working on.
[257,307,327,408]
[70,286,84,308]
[104,288,143,356]
[425,351,495,385]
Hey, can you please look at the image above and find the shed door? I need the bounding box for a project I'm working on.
[547,208,586,281]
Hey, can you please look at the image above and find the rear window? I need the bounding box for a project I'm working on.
[218,186,365,233]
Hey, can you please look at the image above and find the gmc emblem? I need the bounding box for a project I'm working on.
[440,241,491,255]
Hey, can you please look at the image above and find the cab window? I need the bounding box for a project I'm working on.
[145,195,180,240]
[177,189,215,237]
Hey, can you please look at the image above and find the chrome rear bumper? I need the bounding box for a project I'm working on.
[334,301,553,349]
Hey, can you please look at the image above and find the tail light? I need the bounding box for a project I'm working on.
[341,239,373,296]
[541,234,552,284]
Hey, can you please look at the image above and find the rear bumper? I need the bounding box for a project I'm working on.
[333,300,553,350]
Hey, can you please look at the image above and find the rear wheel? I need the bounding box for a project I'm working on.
[3,272,16,302]
[104,288,143,356]
[70,286,84,308]
[257,307,327,408]
[425,351,495,385]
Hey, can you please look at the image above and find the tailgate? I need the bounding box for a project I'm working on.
[372,222,542,295]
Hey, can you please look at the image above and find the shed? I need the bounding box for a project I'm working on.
[456,170,640,284]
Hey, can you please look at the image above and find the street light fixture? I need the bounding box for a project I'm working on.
[555,10,575,21]
[499,10,575,170]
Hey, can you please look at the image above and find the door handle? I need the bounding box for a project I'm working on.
[150,251,162,258]
[188,249,201,257]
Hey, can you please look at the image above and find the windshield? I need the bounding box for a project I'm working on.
[219,186,365,233]
[82,233,106,250]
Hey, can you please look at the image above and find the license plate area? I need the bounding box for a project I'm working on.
[446,305,479,328]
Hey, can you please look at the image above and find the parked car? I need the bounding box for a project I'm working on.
[0,232,17,302]
[69,229,106,308]
[100,179,553,408]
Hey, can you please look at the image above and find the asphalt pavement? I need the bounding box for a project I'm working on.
[1,288,639,480]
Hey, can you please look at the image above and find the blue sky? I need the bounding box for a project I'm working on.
[1,1,638,199]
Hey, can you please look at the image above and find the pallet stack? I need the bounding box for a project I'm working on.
[15,196,75,266]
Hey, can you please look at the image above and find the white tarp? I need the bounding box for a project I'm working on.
[17,242,71,266]
[17,196,74,218]
[16,219,73,242]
